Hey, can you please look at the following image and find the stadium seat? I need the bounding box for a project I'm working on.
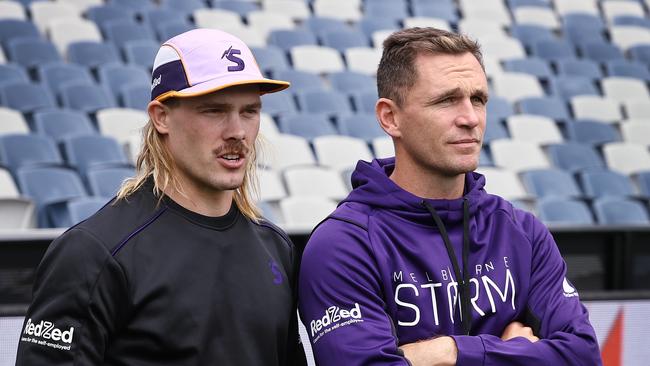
[37,62,94,95]
[54,196,107,227]
[247,11,295,40]
[85,5,135,31]
[549,76,599,100]
[506,115,564,145]
[302,16,349,40]
[48,19,103,55]
[530,39,577,61]
[601,77,650,103]
[7,38,62,69]
[0,83,56,114]
[108,0,155,13]
[159,0,206,17]
[402,17,451,31]
[612,15,650,30]
[328,71,375,94]
[636,171,650,198]
[579,42,625,63]
[462,2,511,26]
[605,60,650,81]
[155,21,195,42]
[490,139,551,171]
[123,40,159,71]
[58,0,103,12]
[629,44,650,66]
[620,121,650,146]
[268,29,317,52]
[290,45,345,74]
[211,0,260,17]
[513,6,560,29]
[120,84,150,111]
[0,2,26,20]
[0,63,29,88]
[251,46,290,76]
[602,1,645,23]
[351,89,378,114]
[85,166,135,198]
[509,24,556,49]
[284,166,349,200]
[0,19,40,49]
[59,83,116,113]
[624,99,650,119]
[610,25,650,51]
[491,73,544,103]
[0,108,29,135]
[312,135,374,171]
[261,134,317,170]
[458,19,508,40]
[521,168,583,198]
[295,90,353,117]
[363,1,409,22]
[476,167,529,200]
[16,166,87,228]
[371,136,394,158]
[62,135,130,175]
[546,143,605,173]
[279,196,337,231]
[260,92,298,117]
[603,142,650,175]
[33,109,96,142]
[193,8,242,30]
[257,169,287,202]
[570,96,623,123]
[593,197,649,225]
[356,17,398,39]
[259,113,280,138]
[278,113,338,140]
[344,47,383,75]
[579,170,637,199]
[555,59,603,80]
[565,120,621,146]
[103,19,155,49]
[502,58,553,79]
[29,1,81,33]
[263,0,310,21]
[337,114,385,142]
[486,97,514,123]
[312,0,363,22]
[96,108,148,147]
[273,70,327,93]
[479,149,493,167]
[66,41,121,69]
[555,0,599,17]
[320,29,369,53]
[484,120,510,143]
[481,37,526,61]
[537,198,594,225]
[518,97,571,122]
[411,0,459,23]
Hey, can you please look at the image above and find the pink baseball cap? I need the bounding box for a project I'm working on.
[150,28,289,102]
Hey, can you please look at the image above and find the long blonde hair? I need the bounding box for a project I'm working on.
[116,106,261,221]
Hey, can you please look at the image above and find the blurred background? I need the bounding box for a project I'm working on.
[1,0,650,365]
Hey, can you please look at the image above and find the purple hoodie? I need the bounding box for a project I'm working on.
[298,158,602,365]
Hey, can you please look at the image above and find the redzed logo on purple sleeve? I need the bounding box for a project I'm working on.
[310,303,364,343]
[221,46,245,72]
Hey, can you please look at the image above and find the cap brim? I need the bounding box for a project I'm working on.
[154,75,290,102]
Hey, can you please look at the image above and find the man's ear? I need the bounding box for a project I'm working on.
[148,100,170,135]
[376,97,402,138]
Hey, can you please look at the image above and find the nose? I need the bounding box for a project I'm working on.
[455,98,482,129]
[223,113,246,141]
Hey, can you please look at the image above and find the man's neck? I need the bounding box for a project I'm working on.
[390,158,466,200]
[164,182,234,217]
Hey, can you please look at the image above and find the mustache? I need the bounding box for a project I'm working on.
[213,140,251,156]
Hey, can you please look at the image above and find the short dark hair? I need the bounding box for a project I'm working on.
[377,27,484,107]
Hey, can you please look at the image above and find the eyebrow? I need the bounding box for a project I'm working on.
[426,87,489,105]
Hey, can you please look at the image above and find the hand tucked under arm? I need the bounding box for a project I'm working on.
[501,321,540,343]
[399,336,458,366]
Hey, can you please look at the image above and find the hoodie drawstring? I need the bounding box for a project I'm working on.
[422,199,473,335]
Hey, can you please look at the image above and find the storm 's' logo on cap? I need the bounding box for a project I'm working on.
[221,45,245,72]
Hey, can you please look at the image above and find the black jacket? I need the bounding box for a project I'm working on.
[16,181,305,365]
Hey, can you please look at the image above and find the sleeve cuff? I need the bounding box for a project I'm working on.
[450,335,485,366]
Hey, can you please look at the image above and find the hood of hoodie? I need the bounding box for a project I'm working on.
[342,157,487,226]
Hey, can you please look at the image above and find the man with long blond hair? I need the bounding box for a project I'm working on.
[16,29,305,365]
